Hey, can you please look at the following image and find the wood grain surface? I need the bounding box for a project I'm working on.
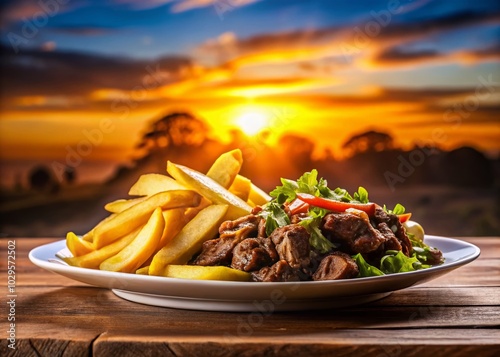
[1,237,499,357]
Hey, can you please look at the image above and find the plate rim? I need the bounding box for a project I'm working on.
[29,235,480,289]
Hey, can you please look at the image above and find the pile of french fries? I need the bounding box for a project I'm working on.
[62,150,271,281]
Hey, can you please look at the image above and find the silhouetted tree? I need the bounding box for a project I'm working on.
[138,112,208,153]
[63,166,76,184]
[28,166,59,193]
[342,130,394,157]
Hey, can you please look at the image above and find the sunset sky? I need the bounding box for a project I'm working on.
[1,0,499,185]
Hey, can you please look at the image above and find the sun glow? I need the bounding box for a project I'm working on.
[235,110,269,136]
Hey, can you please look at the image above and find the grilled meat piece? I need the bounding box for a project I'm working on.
[192,235,242,266]
[269,224,311,269]
[192,215,259,266]
[231,238,278,272]
[252,260,301,282]
[312,251,359,281]
[219,214,260,238]
[376,222,403,252]
[322,212,387,254]
[290,212,309,224]
[424,246,444,265]
[257,217,267,238]
[373,207,412,256]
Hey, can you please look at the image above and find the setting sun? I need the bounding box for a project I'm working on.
[235,111,269,136]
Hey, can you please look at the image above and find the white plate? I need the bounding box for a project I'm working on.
[29,236,480,311]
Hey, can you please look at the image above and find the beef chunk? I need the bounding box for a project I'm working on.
[252,260,301,282]
[192,214,259,266]
[373,207,412,256]
[192,235,241,266]
[269,224,311,269]
[425,246,444,265]
[290,212,308,224]
[231,238,278,272]
[322,212,387,254]
[312,252,359,281]
[219,214,260,238]
[257,217,267,238]
[377,222,403,252]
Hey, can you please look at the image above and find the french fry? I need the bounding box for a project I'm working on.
[104,197,147,213]
[90,208,189,273]
[158,208,187,249]
[206,149,243,189]
[100,207,165,273]
[248,181,272,206]
[229,174,252,202]
[149,204,228,276]
[64,149,275,281]
[81,231,94,242]
[128,173,187,196]
[136,266,150,275]
[93,190,201,249]
[183,198,211,222]
[161,265,251,281]
[63,227,141,269]
[66,232,94,257]
[167,161,252,220]
[80,213,118,243]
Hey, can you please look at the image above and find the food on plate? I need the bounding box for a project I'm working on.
[61,149,443,283]
[99,207,165,273]
[93,190,201,249]
[62,149,262,281]
[148,204,229,275]
[190,169,444,282]
[128,173,187,196]
[63,227,141,269]
[159,265,251,282]
[206,149,243,189]
[166,161,252,220]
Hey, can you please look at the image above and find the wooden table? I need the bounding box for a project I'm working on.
[1,237,499,357]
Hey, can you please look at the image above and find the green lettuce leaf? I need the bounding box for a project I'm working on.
[380,250,421,273]
[298,207,335,253]
[352,253,385,277]
[259,202,290,236]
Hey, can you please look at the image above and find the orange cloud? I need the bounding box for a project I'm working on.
[196,10,500,71]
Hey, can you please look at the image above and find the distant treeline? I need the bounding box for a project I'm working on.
[108,112,498,193]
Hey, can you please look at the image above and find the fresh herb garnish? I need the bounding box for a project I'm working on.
[260,201,290,236]
[298,207,336,253]
[270,178,298,204]
[353,186,369,204]
[264,169,400,253]
[384,203,406,215]
[353,238,443,277]
[270,169,330,202]
[380,250,421,273]
[409,236,443,266]
[353,253,385,277]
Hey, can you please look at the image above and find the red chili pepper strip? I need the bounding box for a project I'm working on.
[398,213,412,223]
[296,193,376,216]
[288,198,310,215]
